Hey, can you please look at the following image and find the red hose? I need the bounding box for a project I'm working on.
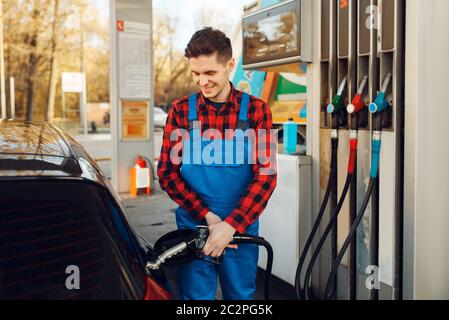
[347,138,358,174]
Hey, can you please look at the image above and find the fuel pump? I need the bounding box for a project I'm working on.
[294,76,347,300]
[324,73,392,300]
[301,76,368,300]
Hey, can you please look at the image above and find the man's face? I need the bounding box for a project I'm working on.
[188,53,235,101]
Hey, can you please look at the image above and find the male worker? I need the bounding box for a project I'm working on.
[157,27,277,300]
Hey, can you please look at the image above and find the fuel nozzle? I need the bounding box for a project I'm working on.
[193,225,223,265]
[327,76,348,114]
[347,75,368,114]
[146,226,221,270]
[369,73,392,114]
[193,225,209,252]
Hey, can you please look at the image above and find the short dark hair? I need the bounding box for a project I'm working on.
[184,27,232,63]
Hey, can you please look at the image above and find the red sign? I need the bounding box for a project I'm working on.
[339,0,348,9]
[116,20,124,31]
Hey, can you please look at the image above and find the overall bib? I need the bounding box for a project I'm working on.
[175,92,259,300]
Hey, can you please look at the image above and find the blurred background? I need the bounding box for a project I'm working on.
[3,0,252,135]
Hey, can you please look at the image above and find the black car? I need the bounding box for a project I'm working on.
[0,119,171,300]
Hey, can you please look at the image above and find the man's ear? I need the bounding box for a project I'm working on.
[228,58,235,73]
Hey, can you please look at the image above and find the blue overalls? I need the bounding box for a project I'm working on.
[175,92,259,300]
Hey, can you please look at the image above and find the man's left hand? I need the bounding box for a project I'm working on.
[202,222,236,257]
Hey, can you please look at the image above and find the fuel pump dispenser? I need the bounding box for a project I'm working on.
[301,76,368,300]
[294,76,347,300]
[324,73,392,300]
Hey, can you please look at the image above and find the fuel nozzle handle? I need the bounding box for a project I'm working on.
[347,75,368,114]
[194,225,268,255]
[327,76,348,114]
[193,225,223,264]
[145,226,220,271]
[369,73,392,114]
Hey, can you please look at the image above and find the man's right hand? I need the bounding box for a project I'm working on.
[204,211,238,250]
[205,211,222,226]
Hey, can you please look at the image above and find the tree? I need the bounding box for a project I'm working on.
[152,3,235,106]
[153,10,197,106]
[24,0,49,122]
[46,0,60,122]
[4,0,109,122]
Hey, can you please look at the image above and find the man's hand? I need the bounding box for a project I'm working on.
[202,221,237,257]
[204,212,238,250]
[204,211,222,226]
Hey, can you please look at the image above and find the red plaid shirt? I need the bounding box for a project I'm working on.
[157,83,277,233]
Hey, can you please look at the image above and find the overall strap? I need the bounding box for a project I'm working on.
[237,92,250,130]
[188,93,198,130]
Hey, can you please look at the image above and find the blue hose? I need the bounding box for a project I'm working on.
[370,139,381,178]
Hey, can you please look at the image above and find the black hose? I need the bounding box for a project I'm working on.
[141,155,157,184]
[370,177,380,300]
[324,178,376,299]
[295,138,338,299]
[303,174,353,300]
[349,114,359,301]
[231,235,273,301]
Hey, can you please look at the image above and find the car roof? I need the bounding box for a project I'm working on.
[0,119,107,185]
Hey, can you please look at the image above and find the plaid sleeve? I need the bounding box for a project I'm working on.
[157,101,210,221]
[224,100,277,233]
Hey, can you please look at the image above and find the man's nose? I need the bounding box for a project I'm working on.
[198,76,209,87]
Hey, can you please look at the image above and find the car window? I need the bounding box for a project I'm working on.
[0,179,146,300]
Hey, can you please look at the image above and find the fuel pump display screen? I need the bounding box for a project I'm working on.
[243,0,300,67]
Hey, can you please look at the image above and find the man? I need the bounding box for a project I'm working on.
[157,27,277,300]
